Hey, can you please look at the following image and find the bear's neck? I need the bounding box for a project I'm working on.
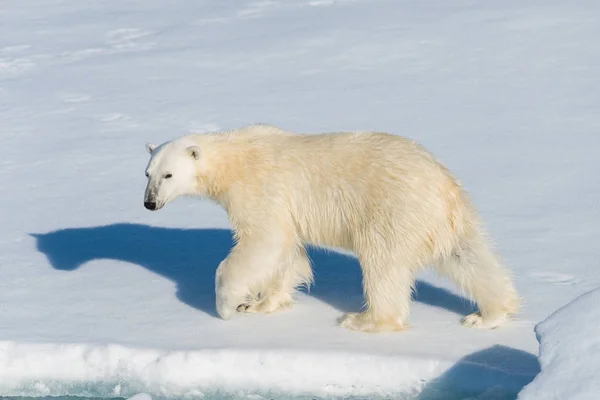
[198,136,264,211]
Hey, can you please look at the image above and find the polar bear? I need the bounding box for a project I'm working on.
[143,124,519,332]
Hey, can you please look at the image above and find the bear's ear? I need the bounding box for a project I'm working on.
[187,145,201,160]
[146,143,158,154]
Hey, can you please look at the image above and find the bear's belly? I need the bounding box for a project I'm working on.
[294,213,356,251]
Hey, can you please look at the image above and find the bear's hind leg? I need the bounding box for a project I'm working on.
[436,234,520,329]
[339,252,414,333]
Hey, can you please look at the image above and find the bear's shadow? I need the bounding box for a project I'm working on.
[31,223,476,318]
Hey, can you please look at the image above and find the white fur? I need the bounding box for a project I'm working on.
[144,124,520,333]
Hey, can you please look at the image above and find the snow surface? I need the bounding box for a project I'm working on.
[1,0,599,398]
[518,287,600,400]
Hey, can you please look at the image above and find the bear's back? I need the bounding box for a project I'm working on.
[235,130,458,249]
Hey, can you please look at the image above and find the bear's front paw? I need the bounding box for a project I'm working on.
[215,262,249,320]
[215,288,247,320]
[236,303,252,312]
[338,312,405,333]
[216,299,236,320]
[236,292,294,314]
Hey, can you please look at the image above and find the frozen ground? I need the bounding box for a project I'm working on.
[518,287,600,400]
[0,0,599,398]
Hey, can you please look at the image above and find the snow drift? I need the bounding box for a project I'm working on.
[518,288,600,400]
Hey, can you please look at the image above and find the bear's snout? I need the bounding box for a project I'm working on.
[144,201,157,210]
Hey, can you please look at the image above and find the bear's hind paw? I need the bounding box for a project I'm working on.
[461,312,510,329]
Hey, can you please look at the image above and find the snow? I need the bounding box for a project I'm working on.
[0,0,599,398]
[518,287,600,400]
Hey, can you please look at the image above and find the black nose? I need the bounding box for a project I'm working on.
[144,201,156,210]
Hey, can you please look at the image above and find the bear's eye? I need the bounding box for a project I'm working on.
[164,173,172,179]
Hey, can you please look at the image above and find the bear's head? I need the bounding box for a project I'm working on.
[143,139,201,211]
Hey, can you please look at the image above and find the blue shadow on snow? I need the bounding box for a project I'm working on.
[31,223,477,319]
[418,344,540,400]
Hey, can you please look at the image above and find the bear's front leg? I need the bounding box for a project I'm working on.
[338,252,415,333]
[236,246,314,315]
[236,290,294,314]
[215,259,251,320]
[214,234,296,320]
